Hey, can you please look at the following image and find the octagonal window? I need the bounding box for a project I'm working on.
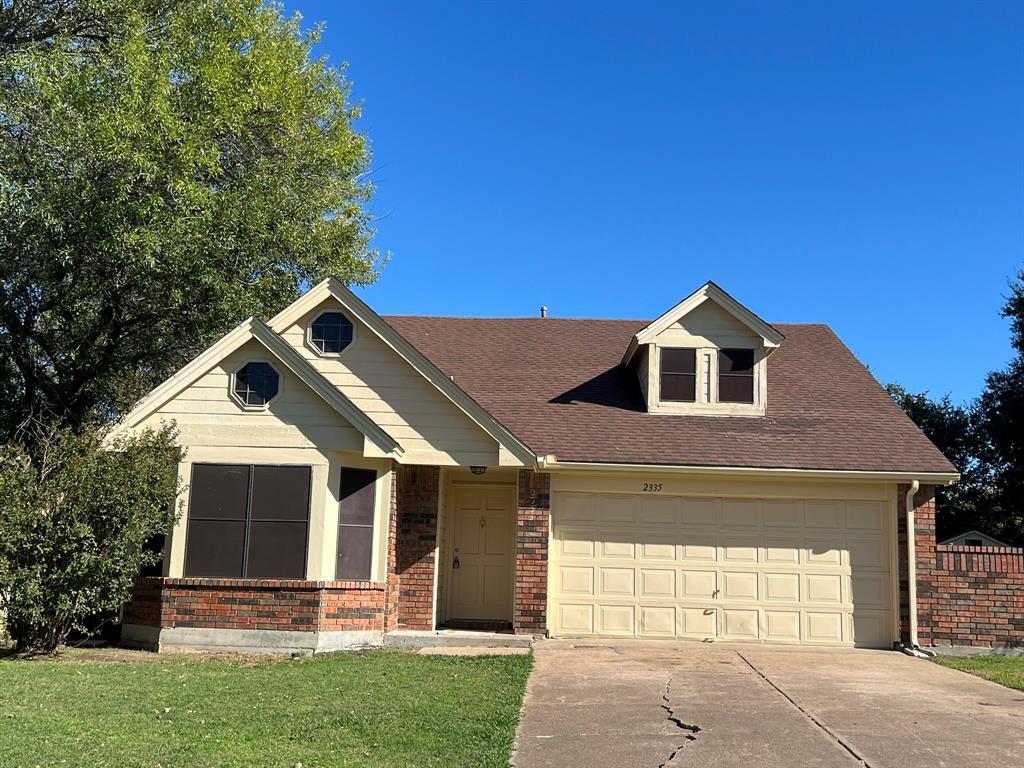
[310,311,354,355]
[233,362,280,407]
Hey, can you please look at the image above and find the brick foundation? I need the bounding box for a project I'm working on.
[515,469,550,635]
[124,577,386,633]
[901,484,1024,649]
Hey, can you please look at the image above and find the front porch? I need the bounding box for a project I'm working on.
[121,465,550,653]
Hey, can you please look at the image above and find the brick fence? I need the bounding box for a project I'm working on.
[903,484,1024,649]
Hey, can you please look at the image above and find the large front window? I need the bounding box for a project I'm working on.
[183,464,311,579]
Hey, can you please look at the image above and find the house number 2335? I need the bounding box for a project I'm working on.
[642,483,664,492]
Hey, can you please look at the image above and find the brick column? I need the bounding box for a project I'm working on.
[896,483,937,644]
[515,469,550,636]
[383,463,401,633]
[389,465,440,631]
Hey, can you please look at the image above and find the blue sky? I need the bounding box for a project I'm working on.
[297,1,1022,404]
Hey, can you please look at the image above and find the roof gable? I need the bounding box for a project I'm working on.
[622,281,784,365]
[269,278,536,466]
[119,317,402,457]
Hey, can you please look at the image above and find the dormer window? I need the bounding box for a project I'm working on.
[718,349,755,403]
[310,311,354,355]
[660,348,696,402]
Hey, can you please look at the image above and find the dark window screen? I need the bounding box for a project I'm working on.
[310,312,354,354]
[184,464,310,579]
[337,468,377,580]
[660,348,696,402]
[718,349,755,403]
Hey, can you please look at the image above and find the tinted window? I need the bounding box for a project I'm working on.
[310,312,354,354]
[234,362,279,406]
[183,464,310,579]
[337,468,377,580]
[660,348,696,402]
[718,349,755,403]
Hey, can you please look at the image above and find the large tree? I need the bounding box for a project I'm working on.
[0,0,379,443]
[889,269,1024,546]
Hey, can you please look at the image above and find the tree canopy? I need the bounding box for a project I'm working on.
[889,269,1024,545]
[0,0,379,442]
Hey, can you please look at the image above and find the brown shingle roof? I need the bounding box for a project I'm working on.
[383,316,956,474]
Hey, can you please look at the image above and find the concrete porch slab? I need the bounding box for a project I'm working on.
[383,630,534,649]
[418,646,532,656]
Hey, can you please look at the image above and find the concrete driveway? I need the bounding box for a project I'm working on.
[512,639,1024,768]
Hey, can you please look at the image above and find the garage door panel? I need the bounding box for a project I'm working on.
[722,571,759,600]
[681,538,717,561]
[559,604,594,634]
[641,496,680,525]
[764,539,801,564]
[847,501,885,530]
[805,500,844,529]
[806,611,845,643]
[640,606,677,636]
[682,498,719,526]
[599,567,635,597]
[559,566,594,595]
[599,604,634,635]
[681,570,717,598]
[641,569,676,598]
[551,491,893,648]
[680,607,717,638]
[764,500,801,527]
[806,573,843,603]
[721,609,760,639]
[640,541,677,560]
[600,496,638,524]
[764,572,800,601]
[722,499,761,527]
[765,611,801,642]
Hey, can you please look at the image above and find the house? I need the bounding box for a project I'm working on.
[118,279,958,654]
[938,529,1010,548]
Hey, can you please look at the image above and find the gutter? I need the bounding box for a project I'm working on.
[901,479,935,658]
[534,456,959,485]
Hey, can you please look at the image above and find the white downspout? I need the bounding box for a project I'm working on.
[903,480,928,656]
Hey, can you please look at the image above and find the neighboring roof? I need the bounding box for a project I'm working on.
[622,281,785,366]
[383,316,958,475]
[118,317,402,457]
[269,278,536,466]
[938,530,1011,547]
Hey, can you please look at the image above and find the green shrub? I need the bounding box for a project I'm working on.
[0,425,181,654]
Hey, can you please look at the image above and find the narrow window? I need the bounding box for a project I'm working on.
[310,311,354,355]
[337,469,377,580]
[965,538,983,547]
[660,348,696,402]
[718,349,755,403]
[184,464,311,579]
[234,362,279,407]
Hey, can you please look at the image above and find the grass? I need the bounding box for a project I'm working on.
[932,654,1024,691]
[0,648,532,768]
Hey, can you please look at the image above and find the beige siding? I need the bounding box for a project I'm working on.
[136,340,364,451]
[657,299,763,348]
[279,299,501,465]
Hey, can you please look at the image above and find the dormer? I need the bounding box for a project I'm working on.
[622,282,784,416]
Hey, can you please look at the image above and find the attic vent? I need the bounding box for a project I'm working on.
[540,306,548,318]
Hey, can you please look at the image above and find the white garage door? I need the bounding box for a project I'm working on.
[550,492,894,648]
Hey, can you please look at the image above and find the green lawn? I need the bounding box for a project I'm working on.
[0,648,532,768]
[933,654,1024,691]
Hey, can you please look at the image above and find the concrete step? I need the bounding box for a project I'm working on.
[383,629,534,649]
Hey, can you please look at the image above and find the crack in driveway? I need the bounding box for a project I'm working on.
[658,677,701,767]
[736,651,871,767]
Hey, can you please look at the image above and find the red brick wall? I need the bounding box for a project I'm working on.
[124,578,385,633]
[384,464,401,633]
[391,465,440,631]
[900,484,1024,649]
[515,469,550,636]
